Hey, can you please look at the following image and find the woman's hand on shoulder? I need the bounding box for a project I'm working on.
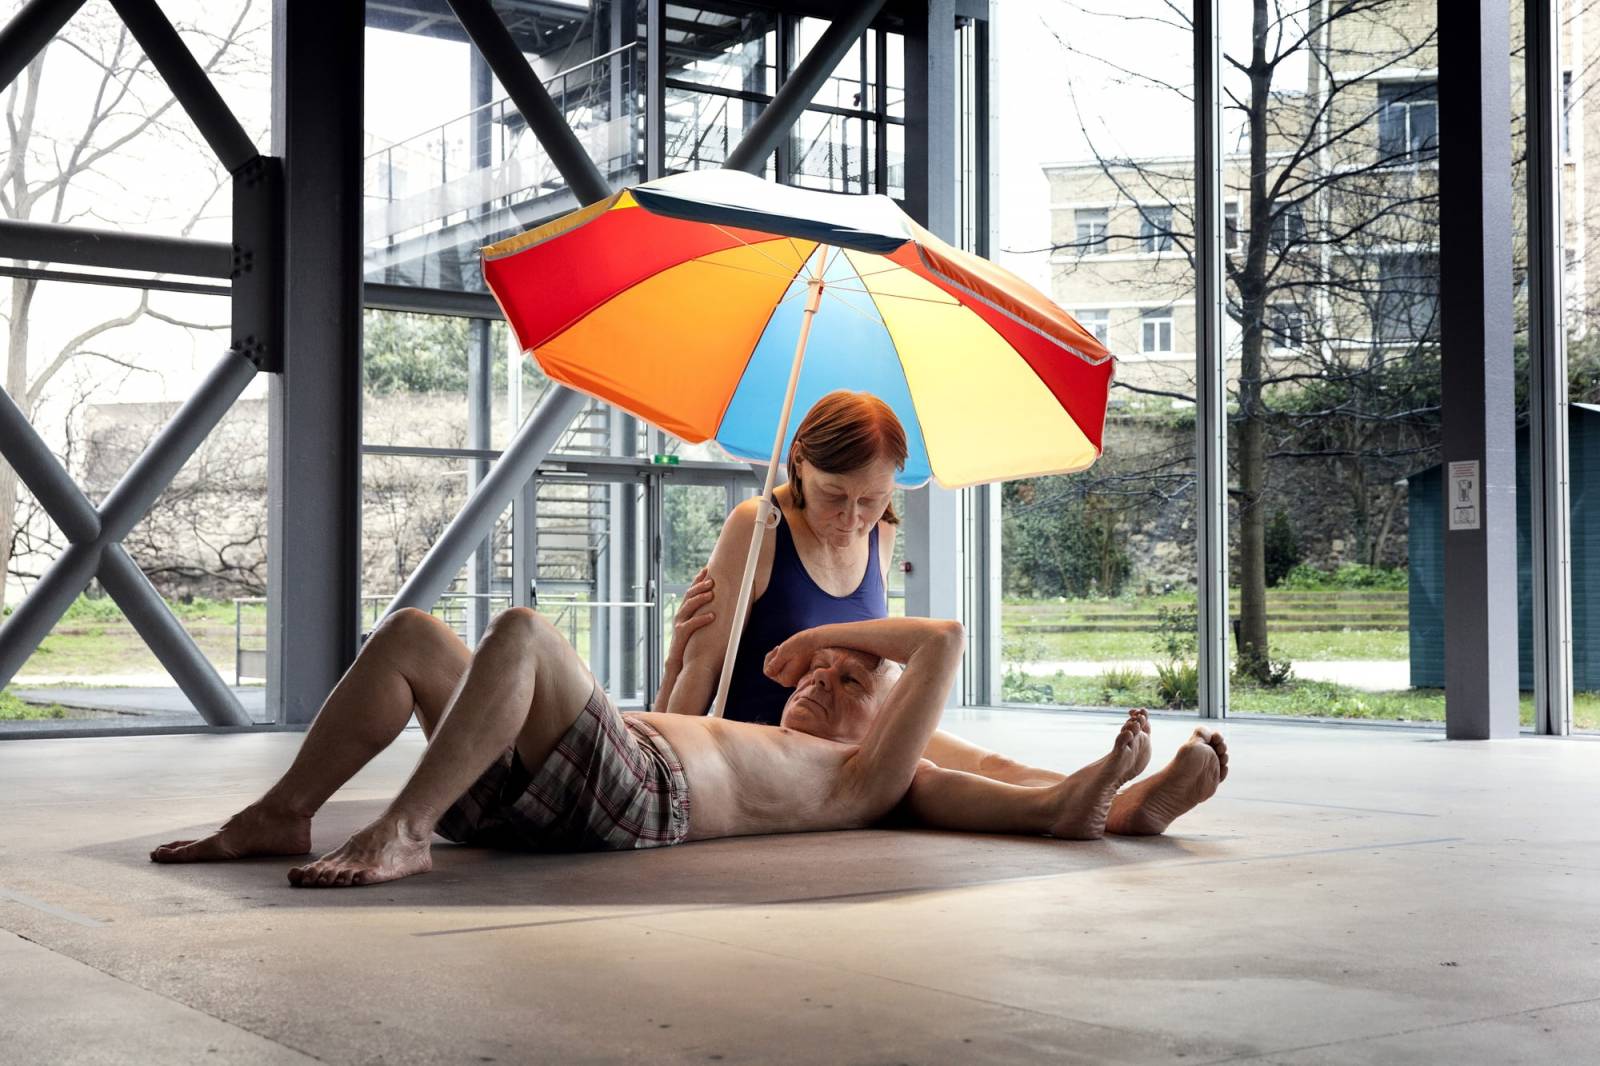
[665,568,716,670]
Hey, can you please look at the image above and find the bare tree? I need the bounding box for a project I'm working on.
[1041,0,1442,680]
[1,0,263,613]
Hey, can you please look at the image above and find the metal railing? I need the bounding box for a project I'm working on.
[363,42,644,247]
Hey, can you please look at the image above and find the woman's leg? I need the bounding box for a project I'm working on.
[150,608,470,863]
[905,712,1148,841]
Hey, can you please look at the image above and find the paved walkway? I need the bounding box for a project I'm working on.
[8,687,268,720]
[1017,658,1413,691]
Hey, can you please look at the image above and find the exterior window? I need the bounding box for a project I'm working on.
[1075,207,1109,254]
[1141,308,1173,353]
[1376,252,1440,342]
[1377,81,1438,163]
[1265,304,1304,349]
[1268,203,1306,250]
[1139,205,1174,253]
[1076,308,1110,347]
[1563,70,1573,160]
[1225,201,1241,251]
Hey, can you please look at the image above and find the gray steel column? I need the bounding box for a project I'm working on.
[0,0,88,92]
[902,0,962,706]
[98,546,250,725]
[1193,0,1228,719]
[268,0,364,725]
[1438,0,1519,738]
[466,49,495,644]
[1525,0,1573,736]
[723,0,889,175]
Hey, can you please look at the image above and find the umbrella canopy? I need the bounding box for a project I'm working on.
[482,169,1114,489]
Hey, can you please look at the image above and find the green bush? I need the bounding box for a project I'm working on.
[1152,603,1198,661]
[1279,562,1407,590]
[1002,480,1131,599]
[1001,670,1056,704]
[1264,510,1304,587]
[1098,665,1143,694]
[1154,661,1199,708]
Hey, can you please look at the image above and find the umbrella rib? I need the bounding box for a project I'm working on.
[705,222,815,280]
[694,257,810,282]
[822,284,961,307]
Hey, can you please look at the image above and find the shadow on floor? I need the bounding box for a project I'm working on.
[98,799,1204,913]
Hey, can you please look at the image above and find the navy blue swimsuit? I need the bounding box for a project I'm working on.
[720,512,887,725]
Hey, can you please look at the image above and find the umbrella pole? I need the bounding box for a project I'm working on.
[708,248,830,719]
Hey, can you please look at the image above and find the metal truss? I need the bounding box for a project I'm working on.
[0,0,282,726]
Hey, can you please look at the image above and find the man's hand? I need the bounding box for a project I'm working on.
[762,628,822,688]
[654,569,716,713]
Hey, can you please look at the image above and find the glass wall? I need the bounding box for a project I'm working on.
[1217,1,1443,724]
[992,1,1197,712]
[364,1,646,290]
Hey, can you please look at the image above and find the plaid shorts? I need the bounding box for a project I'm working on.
[434,679,691,852]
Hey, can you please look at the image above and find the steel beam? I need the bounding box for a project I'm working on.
[446,0,611,204]
[98,349,259,543]
[107,0,258,173]
[0,543,102,686]
[0,219,232,277]
[1438,0,1519,738]
[723,0,889,175]
[97,546,250,726]
[1524,0,1574,736]
[1193,0,1228,719]
[0,0,87,93]
[385,388,589,615]
[0,386,100,544]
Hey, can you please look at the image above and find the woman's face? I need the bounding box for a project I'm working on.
[795,456,898,549]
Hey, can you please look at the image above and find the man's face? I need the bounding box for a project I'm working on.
[778,647,889,743]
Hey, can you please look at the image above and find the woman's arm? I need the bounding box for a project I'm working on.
[661,497,777,715]
[652,569,716,713]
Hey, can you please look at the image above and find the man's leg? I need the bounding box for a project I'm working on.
[287,607,598,887]
[151,608,471,863]
[904,711,1149,840]
[1106,727,1229,836]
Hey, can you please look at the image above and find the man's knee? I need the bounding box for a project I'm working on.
[483,607,566,657]
[372,607,451,650]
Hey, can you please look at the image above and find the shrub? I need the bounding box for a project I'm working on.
[1154,661,1199,708]
[1002,670,1056,704]
[1264,509,1303,587]
[1152,603,1198,662]
[1233,647,1295,688]
[1280,562,1407,590]
[1098,665,1143,694]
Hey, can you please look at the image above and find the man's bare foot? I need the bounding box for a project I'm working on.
[287,816,432,888]
[150,802,311,863]
[1045,712,1149,840]
[1106,726,1229,836]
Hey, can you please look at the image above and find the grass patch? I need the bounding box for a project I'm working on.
[1002,671,1600,731]
[0,689,70,720]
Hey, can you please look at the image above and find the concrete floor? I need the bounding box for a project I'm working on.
[1,708,1597,1065]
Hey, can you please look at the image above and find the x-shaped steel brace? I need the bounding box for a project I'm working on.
[0,349,260,725]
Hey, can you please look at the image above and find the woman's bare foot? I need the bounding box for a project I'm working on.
[150,802,312,863]
[287,815,433,888]
[1106,726,1229,836]
[1045,712,1149,840]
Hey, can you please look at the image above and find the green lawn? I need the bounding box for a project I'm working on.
[1005,669,1600,731]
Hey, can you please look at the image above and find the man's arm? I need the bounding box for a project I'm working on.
[766,617,965,814]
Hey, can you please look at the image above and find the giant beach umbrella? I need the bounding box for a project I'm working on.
[482,168,1115,716]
